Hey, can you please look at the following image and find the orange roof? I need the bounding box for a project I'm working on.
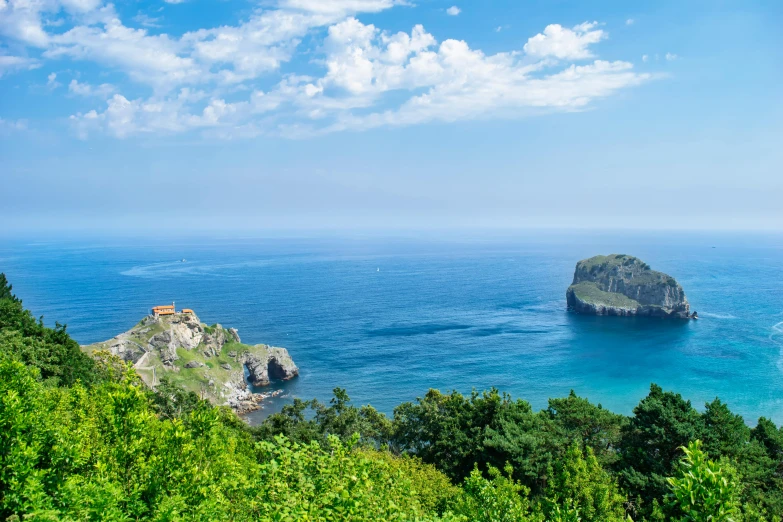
[153,305,175,310]
[182,308,194,313]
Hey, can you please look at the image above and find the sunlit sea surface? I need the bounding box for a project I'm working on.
[2,231,782,425]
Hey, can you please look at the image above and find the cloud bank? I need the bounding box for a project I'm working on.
[0,0,651,138]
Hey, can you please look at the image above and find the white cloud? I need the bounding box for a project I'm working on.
[319,30,649,132]
[523,22,605,60]
[0,117,28,134]
[71,91,187,138]
[446,6,460,16]
[642,54,648,62]
[68,78,114,97]
[133,12,162,28]
[625,18,634,25]
[46,17,202,90]
[0,0,104,48]
[0,54,40,76]
[71,19,650,139]
[0,0,650,140]
[277,0,403,15]
[46,71,61,87]
[665,52,678,61]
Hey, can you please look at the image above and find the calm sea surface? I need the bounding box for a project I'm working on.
[1,231,782,425]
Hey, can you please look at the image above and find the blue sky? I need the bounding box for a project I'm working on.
[1,0,782,233]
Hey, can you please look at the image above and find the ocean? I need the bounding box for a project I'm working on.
[1,231,782,425]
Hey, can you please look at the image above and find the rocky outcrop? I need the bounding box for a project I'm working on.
[82,311,299,414]
[566,254,693,318]
[242,345,299,387]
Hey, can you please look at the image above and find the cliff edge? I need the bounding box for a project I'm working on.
[81,310,298,413]
[566,254,694,318]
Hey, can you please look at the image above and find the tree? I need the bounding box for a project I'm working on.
[0,274,20,303]
[542,442,627,522]
[0,278,97,387]
[701,398,750,460]
[667,440,741,522]
[254,388,392,446]
[392,388,509,481]
[450,464,538,522]
[618,384,704,516]
[546,390,627,468]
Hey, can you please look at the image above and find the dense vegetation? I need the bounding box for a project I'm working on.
[1,273,781,521]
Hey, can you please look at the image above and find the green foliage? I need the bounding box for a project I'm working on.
[0,274,19,303]
[667,440,741,522]
[569,281,641,308]
[450,465,538,522]
[702,398,750,459]
[618,384,704,516]
[149,375,208,420]
[253,387,392,446]
[254,434,448,521]
[542,443,627,522]
[0,275,97,387]
[0,353,458,521]
[546,390,627,468]
[392,388,558,491]
[360,449,462,515]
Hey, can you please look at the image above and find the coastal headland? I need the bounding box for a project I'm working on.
[82,306,298,413]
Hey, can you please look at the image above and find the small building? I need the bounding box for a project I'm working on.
[182,308,194,314]
[152,303,176,317]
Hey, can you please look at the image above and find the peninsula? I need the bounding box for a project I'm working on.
[566,254,695,318]
[81,305,298,413]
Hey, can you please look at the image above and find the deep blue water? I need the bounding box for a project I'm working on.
[1,231,782,425]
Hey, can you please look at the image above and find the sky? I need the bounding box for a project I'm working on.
[1,0,782,234]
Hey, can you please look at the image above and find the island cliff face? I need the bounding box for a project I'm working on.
[82,311,298,413]
[566,254,692,318]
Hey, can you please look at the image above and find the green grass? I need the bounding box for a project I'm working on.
[569,282,641,309]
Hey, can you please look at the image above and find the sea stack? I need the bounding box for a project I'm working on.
[566,254,693,318]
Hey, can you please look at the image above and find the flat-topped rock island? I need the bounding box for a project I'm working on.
[566,254,696,319]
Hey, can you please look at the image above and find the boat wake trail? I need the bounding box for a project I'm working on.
[699,312,737,320]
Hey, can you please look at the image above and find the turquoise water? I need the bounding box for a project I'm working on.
[1,231,782,425]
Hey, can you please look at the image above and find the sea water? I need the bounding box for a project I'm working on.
[1,231,782,425]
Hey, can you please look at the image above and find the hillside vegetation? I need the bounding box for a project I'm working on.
[1,273,781,521]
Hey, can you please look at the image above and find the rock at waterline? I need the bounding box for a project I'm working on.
[566,254,694,319]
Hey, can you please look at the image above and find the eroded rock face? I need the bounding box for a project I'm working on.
[566,254,692,318]
[241,345,299,387]
[107,337,146,364]
[168,314,205,350]
[267,347,299,381]
[202,325,227,356]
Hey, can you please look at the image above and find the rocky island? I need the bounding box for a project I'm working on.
[82,306,298,413]
[566,254,695,318]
